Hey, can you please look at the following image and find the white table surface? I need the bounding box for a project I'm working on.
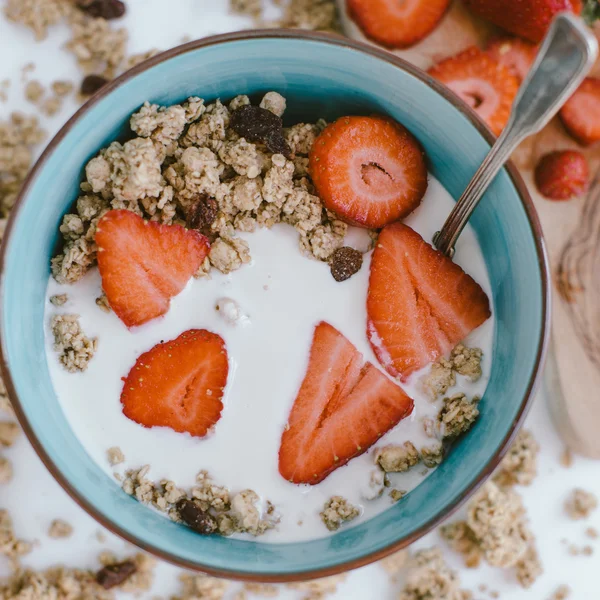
[1,2,599,597]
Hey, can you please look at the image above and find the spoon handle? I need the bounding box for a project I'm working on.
[433,13,598,257]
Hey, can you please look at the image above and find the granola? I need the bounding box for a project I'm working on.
[379,549,409,579]
[49,293,68,306]
[48,519,73,539]
[106,446,125,465]
[449,344,483,382]
[52,93,349,284]
[0,509,32,569]
[398,547,472,600]
[171,572,228,600]
[420,442,444,468]
[493,429,539,487]
[421,358,455,400]
[374,442,420,473]
[0,421,20,447]
[50,314,97,372]
[0,457,12,484]
[287,574,346,599]
[438,393,480,439]
[122,466,276,537]
[319,496,359,531]
[565,488,598,520]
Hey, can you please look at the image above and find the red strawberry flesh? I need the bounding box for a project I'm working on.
[347,0,451,49]
[367,223,491,380]
[279,322,414,485]
[96,210,210,328]
[559,78,600,146]
[121,329,228,437]
[309,116,428,229]
[534,150,590,201]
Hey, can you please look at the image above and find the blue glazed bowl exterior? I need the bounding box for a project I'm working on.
[0,31,549,581]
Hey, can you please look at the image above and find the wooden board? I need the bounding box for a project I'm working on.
[337,1,600,456]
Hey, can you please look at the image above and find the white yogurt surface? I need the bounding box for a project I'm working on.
[44,175,494,543]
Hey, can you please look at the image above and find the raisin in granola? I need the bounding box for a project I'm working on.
[77,0,126,20]
[95,560,137,589]
[176,498,218,535]
[230,105,291,158]
[186,194,218,232]
[329,246,363,282]
[80,74,109,96]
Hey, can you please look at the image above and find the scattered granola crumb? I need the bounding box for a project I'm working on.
[51,313,97,372]
[0,509,32,569]
[96,292,111,312]
[0,456,13,484]
[274,0,341,33]
[96,530,106,543]
[48,518,73,539]
[449,344,483,382]
[50,293,68,306]
[565,488,598,520]
[390,489,407,503]
[585,526,598,539]
[243,582,279,597]
[548,584,571,600]
[320,496,359,531]
[172,572,228,600]
[230,0,263,20]
[560,447,574,468]
[443,482,541,588]
[215,297,249,326]
[0,113,46,219]
[25,79,45,104]
[52,79,74,96]
[421,358,456,400]
[42,95,62,116]
[375,442,420,473]
[0,421,20,447]
[379,549,409,579]
[493,429,539,487]
[439,393,480,439]
[107,446,125,465]
[287,574,346,599]
[360,469,385,501]
[4,0,70,41]
[125,49,160,71]
[399,547,471,600]
[0,377,13,416]
[420,442,444,468]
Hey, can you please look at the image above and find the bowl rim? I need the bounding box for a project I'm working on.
[0,28,550,582]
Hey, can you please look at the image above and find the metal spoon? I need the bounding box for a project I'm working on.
[433,13,598,257]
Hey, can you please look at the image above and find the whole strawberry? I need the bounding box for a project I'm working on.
[535,150,590,201]
[463,0,584,43]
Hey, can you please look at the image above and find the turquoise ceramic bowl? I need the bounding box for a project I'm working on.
[0,31,549,581]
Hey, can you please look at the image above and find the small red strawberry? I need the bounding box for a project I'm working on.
[428,47,519,136]
[559,78,600,146]
[462,0,583,43]
[95,210,210,328]
[486,36,538,82]
[347,0,451,49]
[309,115,428,229]
[534,150,589,201]
[121,329,228,437]
[367,223,491,380]
[279,322,414,484]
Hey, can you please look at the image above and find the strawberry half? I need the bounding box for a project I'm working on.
[309,116,428,229]
[279,322,414,485]
[462,0,582,43]
[367,223,491,381]
[486,36,538,82]
[559,78,600,146]
[96,210,210,328]
[347,0,451,49]
[121,329,228,437]
[535,150,590,201]
[428,47,519,136]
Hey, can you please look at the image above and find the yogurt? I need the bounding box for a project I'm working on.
[44,175,494,543]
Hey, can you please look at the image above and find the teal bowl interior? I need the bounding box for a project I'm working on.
[0,31,549,580]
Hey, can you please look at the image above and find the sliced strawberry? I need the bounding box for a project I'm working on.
[121,329,228,437]
[486,36,538,82]
[347,0,451,49]
[428,47,519,136]
[535,150,590,201]
[278,322,414,485]
[367,223,491,380]
[559,78,600,146]
[96,210,210,328]
[462,0,582,43]
[309,116,428,229]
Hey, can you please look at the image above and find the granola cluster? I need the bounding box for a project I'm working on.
[398,547,472,600]
[493,429,540,487]
[565,488,598,520]
[122,466,277,537]
[421,344,484,400]
[319,496,360,531]
[50,314,97,372]
[0,509,32,570]
[52,93,351,284]
[441,481,542,588]
[48,518,73,539]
